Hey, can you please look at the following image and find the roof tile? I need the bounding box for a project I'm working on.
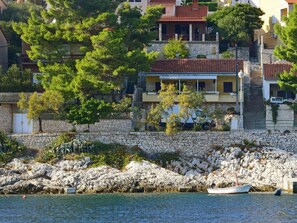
[151,59,244,73]
[263,63,292,80]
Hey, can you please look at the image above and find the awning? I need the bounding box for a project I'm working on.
[159,75,217,80]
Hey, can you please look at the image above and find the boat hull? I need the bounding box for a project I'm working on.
[207,184,251,194]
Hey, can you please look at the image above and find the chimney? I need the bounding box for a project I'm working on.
[192,0,198,10]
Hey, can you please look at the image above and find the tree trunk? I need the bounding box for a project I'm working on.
[38,117,43,132]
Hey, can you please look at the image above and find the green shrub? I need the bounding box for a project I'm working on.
[199,2,218,11]
[196,54,207,58]
[221,51,235,58]
[0,132,25,164]
[222,123,231,131]
[193,123,203,131]
[153,152,180,167]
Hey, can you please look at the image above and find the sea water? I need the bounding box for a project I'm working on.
[0,193,296,223]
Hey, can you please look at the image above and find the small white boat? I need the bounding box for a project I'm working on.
[207,184,251,194]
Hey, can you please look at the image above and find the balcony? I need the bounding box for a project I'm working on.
[142,91,238,103]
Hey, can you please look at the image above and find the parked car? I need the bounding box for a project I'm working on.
[161,105,215,130]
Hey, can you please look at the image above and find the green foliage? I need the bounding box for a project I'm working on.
[147,83,205,135]
[199,2,218,11]
[0,2,43,65]
[37,138,147,169]
[271,104,279,125]
[274,5,297,66]
[0,132,25,164]
[243,139,258,148]
[153,152,180,167]
[13,1,163,109]
[221,51,235,58]
[277,65,297,95]
[18,90,64,132]
[207,3,264,44]
[196,54,207,58]
[0,65,38,92]
[163,38,189,59]
[66,98,112,125]
[112,97,132,116]
[274,4,297,94]
[193,123,203,131]
[48,132,75,149]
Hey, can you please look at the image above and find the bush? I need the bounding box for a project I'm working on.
[199,2,218,11]
[196,54,207,58]
[0,132,25,164]
[222,123,231,131]
[221,51,235,58]
[193,123,203,131]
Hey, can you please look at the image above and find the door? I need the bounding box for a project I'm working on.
[13,113,33,134]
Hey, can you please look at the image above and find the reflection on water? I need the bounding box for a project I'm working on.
[0,193,296,223]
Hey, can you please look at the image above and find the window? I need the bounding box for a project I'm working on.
[162,7,166,14]
[198,82,205,91]
[281,8,288,21]
[223,82,233,93]
[162,24,167,35]
[155,82,161,92]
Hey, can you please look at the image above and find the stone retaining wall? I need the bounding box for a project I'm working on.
[32,119,132,133]
[10,131,297,156]
[0,104,12,132]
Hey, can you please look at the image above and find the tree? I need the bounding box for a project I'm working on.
[274,5,297,94]
[0,2,42,65]
[163,38,189,59]
[177,85,205,129]
[13,2,162,100]
[13,1,163,124]
[17,90,64,132]
[0,64,38,92]
[147,83,205,135]
[207,3,264,45]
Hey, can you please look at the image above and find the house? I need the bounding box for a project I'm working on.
[146,0,219,58]
[262,63,296,101]
[0,0,7,14]
[0,25,9,72]
[139,58,244,110]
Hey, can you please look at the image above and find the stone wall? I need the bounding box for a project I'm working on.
[32,119,132,133]
[147,41,219,59]
[0,104,12,132]
[266,104,295,131]
[10,131,297,156]
[227,47,250,61]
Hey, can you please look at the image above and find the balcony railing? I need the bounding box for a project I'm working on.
[142,91,237,103]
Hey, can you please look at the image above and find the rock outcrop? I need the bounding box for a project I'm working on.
[1,146,296,194]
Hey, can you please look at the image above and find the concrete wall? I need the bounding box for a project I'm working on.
[10,131,297,156]
[148,41,219,59]
[266,104,295,131]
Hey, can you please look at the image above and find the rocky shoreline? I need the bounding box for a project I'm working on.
[1,146,296,194]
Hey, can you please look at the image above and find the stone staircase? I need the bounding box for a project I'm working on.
[244,64,266,130]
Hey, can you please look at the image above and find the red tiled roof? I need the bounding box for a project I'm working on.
[263,63,292,80]
[286,0,297,3]
[150,59,244,73]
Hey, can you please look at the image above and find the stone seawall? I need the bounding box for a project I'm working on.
[10,131,297,156]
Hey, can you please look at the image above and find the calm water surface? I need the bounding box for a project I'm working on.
[0,193,296,223]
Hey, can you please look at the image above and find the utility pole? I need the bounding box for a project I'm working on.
[235,43,239,113]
